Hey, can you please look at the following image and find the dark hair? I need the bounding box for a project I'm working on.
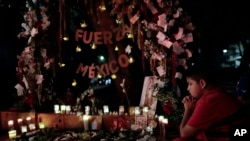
[185,65,219,86]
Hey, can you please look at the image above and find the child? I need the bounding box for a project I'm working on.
[173,66,249,141]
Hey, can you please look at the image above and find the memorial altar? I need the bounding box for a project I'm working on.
[0,109,179,141]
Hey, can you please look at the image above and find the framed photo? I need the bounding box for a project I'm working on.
[140,76,161,117]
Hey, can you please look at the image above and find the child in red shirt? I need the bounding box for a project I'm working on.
[173,66,249,141]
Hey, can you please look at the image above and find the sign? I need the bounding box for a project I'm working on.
[75,24,131,45]
[76,54,129,78]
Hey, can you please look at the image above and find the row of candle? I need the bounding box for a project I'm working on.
[7,117,45,140]
[157,115,169,124]
[53,104,150,116]
[54,104,71,114]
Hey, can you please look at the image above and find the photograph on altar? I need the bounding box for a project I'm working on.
[134,115,148,129]
[140,76,164,117]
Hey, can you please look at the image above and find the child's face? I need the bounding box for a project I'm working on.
[186,77,204,98]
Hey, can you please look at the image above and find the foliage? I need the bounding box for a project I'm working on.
[153,84,183,122]
[14,0,57,112]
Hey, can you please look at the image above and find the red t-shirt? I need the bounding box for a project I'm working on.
[187,88,242,141]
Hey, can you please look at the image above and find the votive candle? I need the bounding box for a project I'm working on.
[28,123,36,130]
[162,118,168,124]
[103,105,109,115]
[83,115,89,131]
[158,115,164,123]
[60,105,66,113]
[119,105,125,115]
[134,106,140,115]
[8,120,14,129]
[21,125,28,133]
[66,105,71,114]
[17,118,23,125]
[39,122,45,129]
[142,106,149,115]
[54,104,60,113]
[85,106,90,115]
[8,130,16,140]
[129,106,135,115]
[26,117,31,124]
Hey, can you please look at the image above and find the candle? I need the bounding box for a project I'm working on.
[142,106,149,115]
[119,105,125,115]
[26,117,31,124]
[8,130,17,140]
[61,105,66,113]
[21,125,28,133]
[134,106,141,115]
[103,105,109,115]
[39,122,45,129]
[66,105,71,114]
[8,120,14,129]
[158,115,164,123]
[83,115,89,131]
[17,118,23,125]
[85,106,90,115]
[129,106,135,115]
[28,123,36,130]
[54,104,60,113]
[162,118,168,124]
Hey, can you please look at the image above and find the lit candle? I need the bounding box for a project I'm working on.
[54,104,60,113]
[119,105,125,115]
[158,115,164,123]
[83,115,89,131]
[162,118,168,124]
[142,106,149,115]
[8,120,14,129]
[134,106,141,115]
[17,118,23,125]
[103,105,109,115]
[28,123,36,130]
[66,105,71,114]
[129,106,135,115]
[85,106,90,115]
[8,130,16,140]
[39,122,45,129]
[26,117,31,124]
[60,105,66,113]
[21,125,28,133]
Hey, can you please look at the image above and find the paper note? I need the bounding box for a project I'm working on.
[130,14,139,24]
[15,84,24,96]
[158,39,173,48]
[174,27,184,40]
[182,33,193,43]
[36,75,44,84]
[156,32,166,41]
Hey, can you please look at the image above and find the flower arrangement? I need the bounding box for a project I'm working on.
[153,84,183,122]
[14,0,57,111]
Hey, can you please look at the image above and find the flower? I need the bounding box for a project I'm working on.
[153,85,183,122]
[163,101,173,115]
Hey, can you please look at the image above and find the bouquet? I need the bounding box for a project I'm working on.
[153,85,183,122]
